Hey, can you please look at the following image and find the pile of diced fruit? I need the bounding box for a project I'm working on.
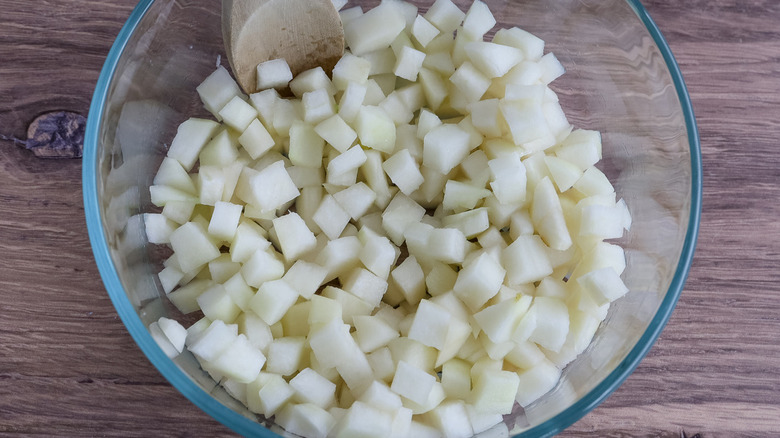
[145,0,632,437]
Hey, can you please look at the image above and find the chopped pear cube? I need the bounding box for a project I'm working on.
[256,58,293,90]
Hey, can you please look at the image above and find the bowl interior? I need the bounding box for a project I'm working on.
[84,0,700,436]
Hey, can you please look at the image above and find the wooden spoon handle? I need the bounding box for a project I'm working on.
[223,0,344,94]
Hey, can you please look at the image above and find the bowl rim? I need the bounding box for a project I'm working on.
[82,1,702,437]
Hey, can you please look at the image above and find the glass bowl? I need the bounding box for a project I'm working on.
[83,0,701,437]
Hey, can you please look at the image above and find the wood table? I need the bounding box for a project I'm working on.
[1,1,777,436]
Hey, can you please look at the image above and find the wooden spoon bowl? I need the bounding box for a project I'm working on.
[222,0,345,94]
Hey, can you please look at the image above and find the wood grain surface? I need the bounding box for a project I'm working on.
[1,0,779,437]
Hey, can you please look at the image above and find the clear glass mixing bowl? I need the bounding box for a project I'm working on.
[83,1,701,436]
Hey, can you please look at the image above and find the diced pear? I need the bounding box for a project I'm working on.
[238,161,300,212]
[339,5,363,23]
[322,286,373,325]
[209,333,266,383]
[143,213,177,245]
[407,299,452,350]
[289,368,337,409]
[248,279,299,326]
[427,227,468,264]
[230,221,270,263]
[423,124,471,175]
[364,78,388,105]
[249,88,280,129]
[158,266,184,294]
[441,358,471,401]
[153,157,197,195]
[155,317,187,354]
[169,222,220,273]
[256,58,293,90]
[412,15,440,48]
[488,152,527,206]
[474,295,532,344]
[418,67,448,110]
[442,180,491,212]
[573,166,615,197]
[272,98,301,135]
[254,374,295,416]
[344,1,406,56]
[394,46,426,82]
[342,267,388,309]
[515,358,561,407]
[450,61,491,102]
[423,50,456,75]
[364,346,395,384]
[493,27,545,61]
[167,118,220,171]
[424,0,466,33]
[302,88,337,124]
[167,279,212,314]
[397,83,426,113]
[503,234,553,285]
[197,283,241,323]
[527,296,570,352]
[333,401,393,438]
[381,192,426,245]
[290,66,336,97]
[499,99,552,150]
[379,91,414,125]
[356,106,397,153]
[332,53,372,90]
[162,200,195,224]
[425,262,458,297]
[465,42,524,78]
[312,194,351,240]
[577,267,629,305]
[461,0,496,40]
[389,255,426,306]
[315,114,357,153]
[282,260,327,299]
[207,201,242,242]
[354,315,401,353]
[532,176,573,251]
[544,100,573,141]
[200,129,239,167]
[442,208,489,239]
[241,248,285,287]
[272,212,316,261]
[556,129,602,171]
[218,96,258,133]
[315,236,362,283]
[188,319,238,362]
[425,400,473,438]
[391,360,436,406]
[468,98,502,137]
[288,121,324,168]
[276,403,336,438]
[197,66,243,119]
[339,82,368,123]
[265,336,306,376]
[538,52,565,84]
[544,155,583,192]
[579,203,625,239]
[453,252,506,312]
[470,369,520,415]
[382,149,425,196]
[466,405,504,436]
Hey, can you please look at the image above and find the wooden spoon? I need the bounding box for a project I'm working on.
[222,0,345,94]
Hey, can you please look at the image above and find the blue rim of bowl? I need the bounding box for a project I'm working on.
[83,1,702,437]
